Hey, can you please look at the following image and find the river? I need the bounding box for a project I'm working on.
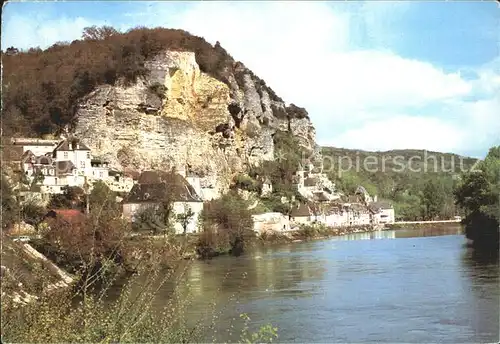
[143,226,500,342]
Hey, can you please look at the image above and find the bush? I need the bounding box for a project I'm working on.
[233,173,260,193]
[20,201,46,226]
[199,191,255,257]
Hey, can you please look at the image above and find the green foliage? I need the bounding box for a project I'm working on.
[421,179,446,220]
[233,173,260,193]
[48,186,85,209]
[134,201,175,236]
[239,313,279,344]
[322,147,476,220]
[89,181,120,216]
[1,175,19,230]
[200,191,255,257]
[20,201,46,226]
[455,146,500,250]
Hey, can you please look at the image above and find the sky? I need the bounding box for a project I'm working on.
[2,1,499,158]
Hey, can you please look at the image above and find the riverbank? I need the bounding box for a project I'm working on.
[385,221,463,231]
[256,224,382,246]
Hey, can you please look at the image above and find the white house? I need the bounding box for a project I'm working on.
[122,171,204,234]
[290,203,313,224]
[53,139,93,177]
[252,212,290,234]
[323,205,349,227]
[17,137,134,194]
[369,201,395,224]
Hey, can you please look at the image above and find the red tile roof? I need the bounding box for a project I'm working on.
[46,209,86,223]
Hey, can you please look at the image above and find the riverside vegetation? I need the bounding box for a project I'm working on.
[1,178,279,343]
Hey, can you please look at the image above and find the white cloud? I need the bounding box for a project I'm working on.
[325,115,464,153]
[322,95,500,155]
[1,14,99,50]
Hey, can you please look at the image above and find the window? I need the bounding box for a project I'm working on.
[55,178,58,185]
[64,152,68,159]
[80,161,85,168]
[99,172,103,178]
[86,152,91,159]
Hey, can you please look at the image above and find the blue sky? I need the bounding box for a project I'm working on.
[2,1,499,158]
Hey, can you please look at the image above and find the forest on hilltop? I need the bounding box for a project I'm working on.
[321,146,479,221]
[1,26,281,137]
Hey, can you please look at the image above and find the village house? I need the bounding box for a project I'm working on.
[14,136,134,194]
[369,201,395,224]
[322,204,349,227]
[252,212,290,234]
[290,203,313,224]
[122,170,204,234]
[294,162,341,202]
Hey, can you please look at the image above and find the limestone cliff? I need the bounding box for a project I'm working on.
[74,50,317,199]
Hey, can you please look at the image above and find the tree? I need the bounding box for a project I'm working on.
[421,178,445,220]
[48,186,85,209]
[88,181,119,217]
[455,146,500,250]
[5,47,19,55]
[201,191,255,256]
[20,200,46,226]
[82,26,120,41]
[176,204,195,236]
[1,175,19,230]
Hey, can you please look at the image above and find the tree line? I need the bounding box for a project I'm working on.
[2,25,274,137]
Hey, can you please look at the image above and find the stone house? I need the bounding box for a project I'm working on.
[252,212,290,234]
[350,204,371,226]
[16,136,135,194]
[122,171,204,234]
[323,204,349,227]
[369,201,395,224]
[290,203,313,224]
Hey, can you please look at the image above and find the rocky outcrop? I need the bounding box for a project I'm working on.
[74,50,316,199]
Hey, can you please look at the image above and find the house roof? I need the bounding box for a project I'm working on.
[351,203,369,212]
[12,140,57,146]
[324,205,342,215]
[109,170,124,177]
[21,150,36,161]
[54,139,91,152]
[45,209,86,223]
[123,171,202,203]
[345,195,363,204]
[313,192,329,202]
[371,200,393,210]
[355,185,368,196]
[290,203,311,217]
[304,177,318,187]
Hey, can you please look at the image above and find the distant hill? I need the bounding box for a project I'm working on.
[320,146,479,220]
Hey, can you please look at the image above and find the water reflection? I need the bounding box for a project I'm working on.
[108,227,499,343]
[460,247,499,343]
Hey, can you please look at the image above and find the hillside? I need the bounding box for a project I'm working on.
[2,26,317,198]
[321,146,478,220]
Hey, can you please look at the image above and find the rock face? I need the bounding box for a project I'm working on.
[74,50,317,199]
